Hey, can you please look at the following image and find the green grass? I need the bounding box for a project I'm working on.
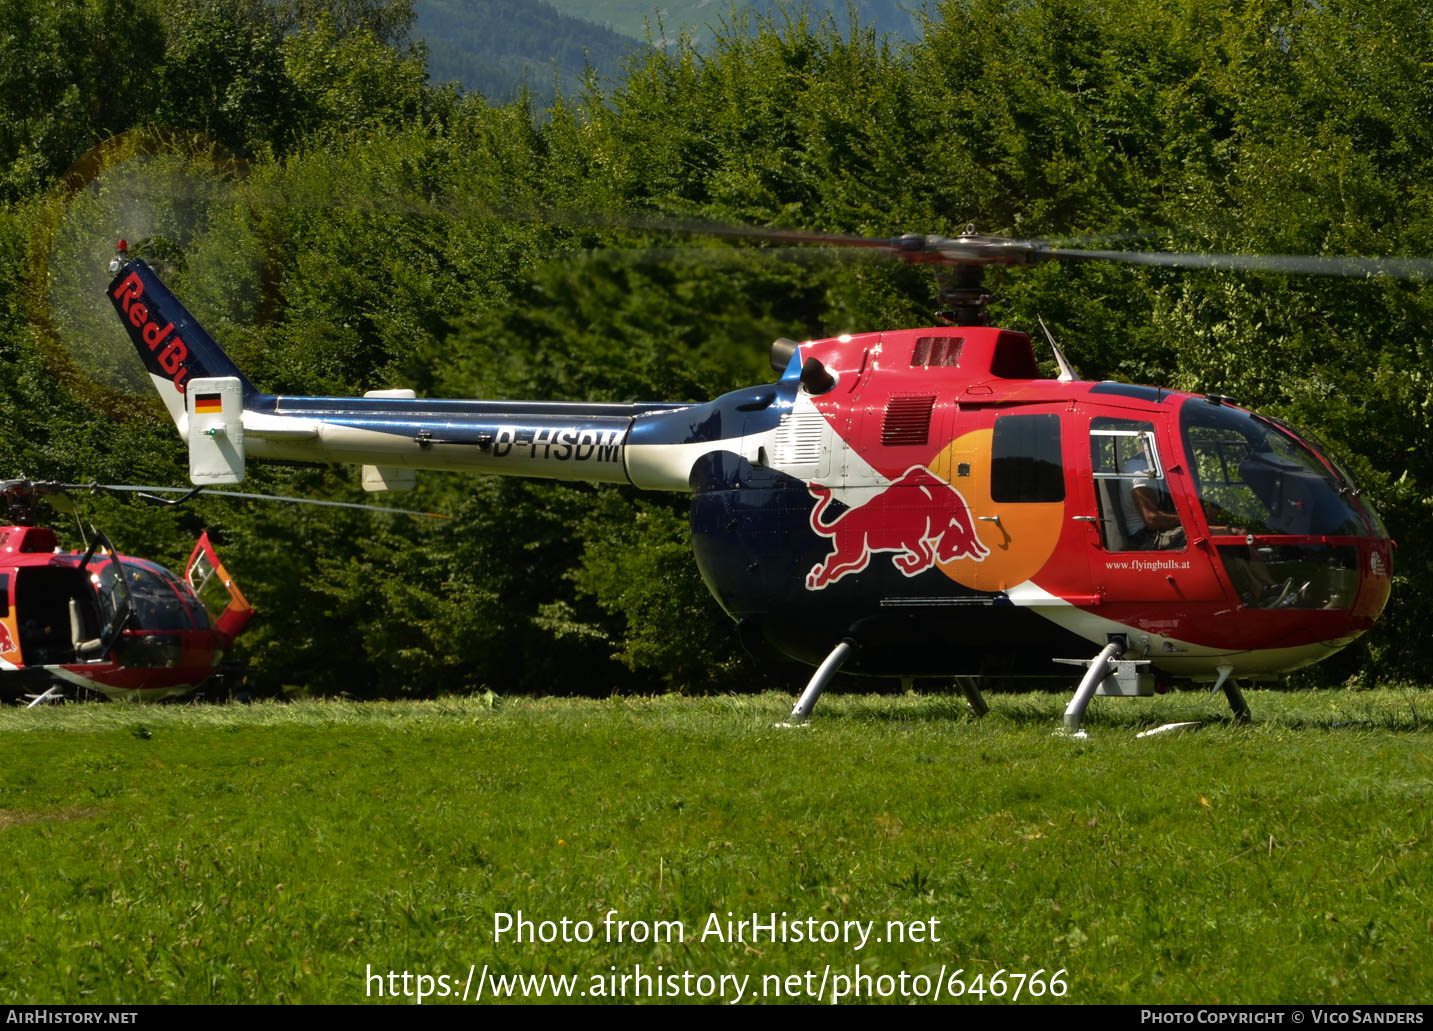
[1,689,1430,1004]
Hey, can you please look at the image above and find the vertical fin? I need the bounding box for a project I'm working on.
[107,253,256,434]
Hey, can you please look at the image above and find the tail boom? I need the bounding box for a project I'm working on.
[240,395,653,483]
[109,254,710,488]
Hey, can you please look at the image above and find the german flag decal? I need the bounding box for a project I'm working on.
[194,392,223,414]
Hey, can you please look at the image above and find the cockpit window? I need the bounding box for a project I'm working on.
[1180,400,1368,536]
[90,560,202,631]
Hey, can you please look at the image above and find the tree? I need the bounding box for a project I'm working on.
[0,0,166,201]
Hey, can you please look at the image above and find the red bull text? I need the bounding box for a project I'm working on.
[112,271,191,393]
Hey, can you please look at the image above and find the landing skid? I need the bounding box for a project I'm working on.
[1208,665,1251,723]
[955,675,990,717]
[1055,648,1252,734]
[1054,641,1135,736]
[781,640,1251,733]
[777,638,855,726]
[779,640,995,726]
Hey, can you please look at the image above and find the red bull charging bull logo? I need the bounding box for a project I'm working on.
[0,621,14,655]
[805,466,989,590]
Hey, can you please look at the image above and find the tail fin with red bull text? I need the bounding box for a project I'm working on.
[107,242,260,483]
[107,243,256,434]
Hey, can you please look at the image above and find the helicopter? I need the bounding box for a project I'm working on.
[0,479,252,704]
[102,229,1399,731]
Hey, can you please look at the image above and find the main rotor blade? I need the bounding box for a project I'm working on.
[1039,247,1433,280]
[74,484,451,519]
[622,218,1433,281]
[788,232,1433,280]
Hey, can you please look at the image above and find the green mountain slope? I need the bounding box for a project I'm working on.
[416,0,644,101]
[546,0,923,43]
[412,1,922,101]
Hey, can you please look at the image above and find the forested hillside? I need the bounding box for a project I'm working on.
[545,0,921,43]
[417,0,642,101]
[409,1,922,103]
[2,0,1429,697]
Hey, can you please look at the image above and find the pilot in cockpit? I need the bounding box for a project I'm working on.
[1119,444,1185,551]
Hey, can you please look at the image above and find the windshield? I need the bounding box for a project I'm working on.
[1179,399,1370,536]
[89,558,208,631]
[1260,414,1391,539]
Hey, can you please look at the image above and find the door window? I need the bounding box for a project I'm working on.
[991,413,1064,503]
[1090,419,1186,552]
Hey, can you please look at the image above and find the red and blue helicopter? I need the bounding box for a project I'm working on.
[103,230,1398,730]
[0,479,252,704]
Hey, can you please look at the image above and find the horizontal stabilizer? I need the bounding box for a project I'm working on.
[361,389,418,491]
[362,466,416,492]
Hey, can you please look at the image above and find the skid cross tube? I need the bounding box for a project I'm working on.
[1210,664,1251,722]
[787,638,856,722]
[955,676,990,717]
[1062,640,1126,734]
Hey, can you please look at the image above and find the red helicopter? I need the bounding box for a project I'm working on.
[102,230,1401,731]
[0,479,252,704]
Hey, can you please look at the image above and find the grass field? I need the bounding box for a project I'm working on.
[1,688,1430,1005]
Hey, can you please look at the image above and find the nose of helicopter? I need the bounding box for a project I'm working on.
[1220,538,1393,670]
[1180,397,1394,645]
[1217,537,1391,618]
[1349,539,1394,631]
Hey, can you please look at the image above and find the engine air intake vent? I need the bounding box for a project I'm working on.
[881,395,936,446]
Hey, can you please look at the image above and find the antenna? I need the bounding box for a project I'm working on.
[1038,316,1080,383]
